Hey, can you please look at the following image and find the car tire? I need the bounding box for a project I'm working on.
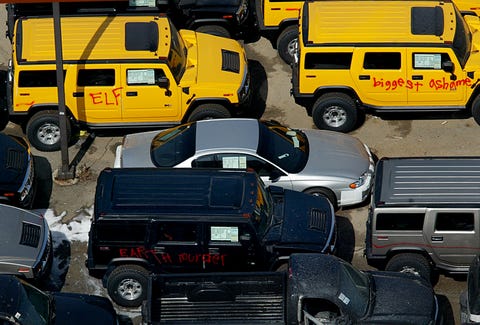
[471,95,480,126]
[106,265,150,308]
[196,25,231,38]
[277,25,298,65]
[303,187,338,211]
[187,104,231,121]
[26,110,71,152]
[385,253,432,283]
[312,93,358,133]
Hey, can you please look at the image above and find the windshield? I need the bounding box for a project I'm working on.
[252,177,273,235]
[257,122,308,174]
[150,122,196,167]
[15,281,50,325]
[452,8,471,67]
[167,20,187,83]
[338,260,370,318]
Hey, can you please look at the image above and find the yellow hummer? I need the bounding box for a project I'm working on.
[7,15,250,151]
[292,0,480,132]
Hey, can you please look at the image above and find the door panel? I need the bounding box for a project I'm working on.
[120,65,181,122]
[424,210,479,267]
[351,49,408,105]
[406,50,468,105]
[204,223,262,271]
[151,222,204,273]
[66,66,123,123]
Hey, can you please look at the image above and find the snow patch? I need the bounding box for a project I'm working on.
[39,206,93,242]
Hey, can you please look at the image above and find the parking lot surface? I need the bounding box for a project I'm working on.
[0,7,475,324]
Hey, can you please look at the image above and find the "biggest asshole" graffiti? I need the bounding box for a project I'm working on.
[372,77,471,91]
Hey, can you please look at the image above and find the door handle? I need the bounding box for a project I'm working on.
[208,248,220,254]
[359,75,371,80]
[72,92,84,97]
[431,236,443,242]
[154,246,166,253]
[126,91,137,96]
[412,75,423,80]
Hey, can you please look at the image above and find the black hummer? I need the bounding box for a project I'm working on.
[5,0,259,43]
[86,168,336,307]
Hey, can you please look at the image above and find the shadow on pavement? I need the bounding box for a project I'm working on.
[245,59,268,119]
[335,215,355,263]
[32,155,52,209]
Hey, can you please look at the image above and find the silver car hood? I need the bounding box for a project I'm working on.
[119,131,158,168]
[301,129,371,180]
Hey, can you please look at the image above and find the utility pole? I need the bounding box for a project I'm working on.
[52,1,75,180]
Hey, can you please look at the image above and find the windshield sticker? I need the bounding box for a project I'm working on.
[222,156,247,169]
[127,69,155,84]
[129,0,156,6]
[210,226,239,242]
[338,292,350,305]
[414,54,441,69]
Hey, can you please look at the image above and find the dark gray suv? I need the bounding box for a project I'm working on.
[0,203,52,280]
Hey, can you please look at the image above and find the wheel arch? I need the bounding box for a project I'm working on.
[302,87,360,115]
[103,258,152,285]
[22,104,77,129]
[385,248,434,267]
[183,98,232,122]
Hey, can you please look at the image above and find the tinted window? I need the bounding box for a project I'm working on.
[363,53,401,69]
[376,213,425,231]
[18,70,62,87]
[77,69,115,86]
[435,212,474,231]
[305,52,352,69]
[150,123,196,167]
[157,223,197,242]
[257,122,308,174]
[411,7,444,36]
[97,223,146,242]
[125,21,159,51]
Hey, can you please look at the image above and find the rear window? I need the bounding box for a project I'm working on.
[376,213,425,231]
[305,52,352,70]
[96,223,146,243]
[125,21,159,51]
[18,70,63,87]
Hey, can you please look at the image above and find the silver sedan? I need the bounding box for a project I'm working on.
[114,118,375,208]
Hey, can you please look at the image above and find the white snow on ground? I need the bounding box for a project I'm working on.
[37,206,93,242]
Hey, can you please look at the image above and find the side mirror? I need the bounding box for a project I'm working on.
[157,77,170,89]
[442,61,457,81]
[442,61,454,73]
[269,170,282,182]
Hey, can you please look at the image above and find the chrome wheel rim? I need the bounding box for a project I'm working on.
[117,278,143,301]
[37,123,60,145]
[323,106,347,128]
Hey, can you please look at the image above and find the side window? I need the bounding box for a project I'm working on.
[77,69,115,86]
[435,212,474,231]
[96,223,146,243]
[157,223,197,243]
[363,52,401,70]
[192,154,220,168]
[18,70,62,87]
[412,53,451,70]
[375,213,425,231]
[304,52,352,70]
[126,69,166,85]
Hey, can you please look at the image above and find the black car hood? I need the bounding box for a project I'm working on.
[265,189,334,253]
[176,0,240,9]
[0,134,28,191]
[53,292,117,324]
[367,271,436,323]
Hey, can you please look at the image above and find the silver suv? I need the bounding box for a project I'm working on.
[365,157,480,283]
[0,203,52,280]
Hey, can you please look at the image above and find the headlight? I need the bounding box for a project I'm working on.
[349,172,368,189]
[236,0,249,24]
[238,70,250,102]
